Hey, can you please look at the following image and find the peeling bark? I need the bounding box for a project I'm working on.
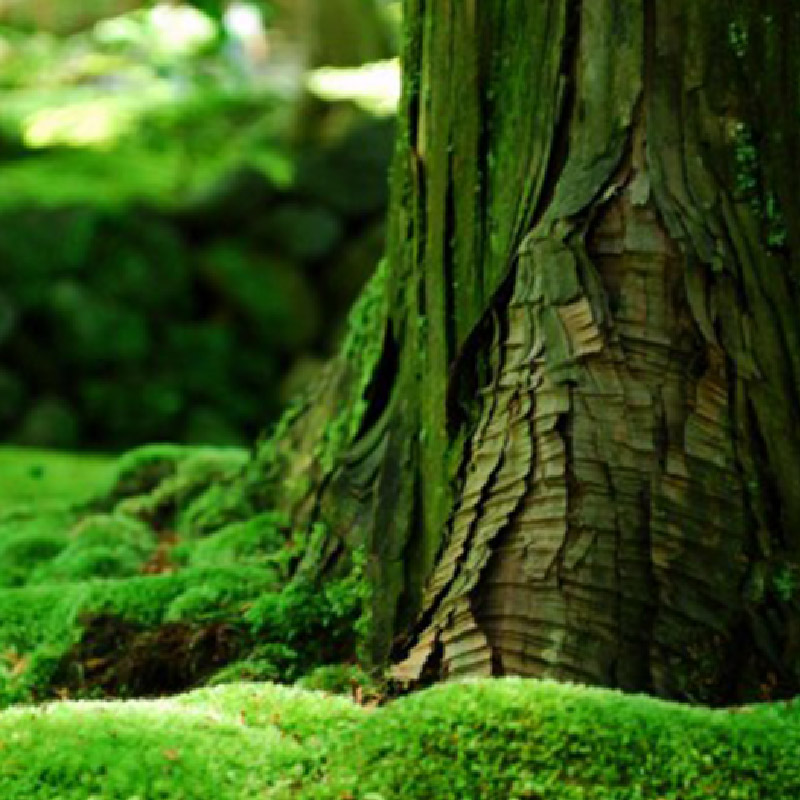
[260,0,800,705]
[397,133,752,701]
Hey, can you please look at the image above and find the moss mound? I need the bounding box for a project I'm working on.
[0,686,315,800]
[303,680,800,799]
[0,446,365,707]
[0,679,797,799]
[3,448,795,797]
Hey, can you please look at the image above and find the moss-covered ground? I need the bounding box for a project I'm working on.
[2,447,797,797]
[0,678,798,799]
[0,446,363,708]
[0,447,115,511]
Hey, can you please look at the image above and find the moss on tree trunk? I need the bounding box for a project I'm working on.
[236,0,800,706]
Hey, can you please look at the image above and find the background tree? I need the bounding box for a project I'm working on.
[0,0,139,34]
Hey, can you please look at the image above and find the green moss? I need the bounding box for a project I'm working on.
[0,567,276,707]
[0,510,157,589]
[732,121,788,250]
[291,679,800,800]
[205,659,282,686]
[0,447,115,513]
[0,690,308,800]
[91,568,277,627]
[0,483,364,704]
[110,444,247,499]
[28,513,157,584]
[315,259,389,474]
[177,512,288,569]
[110,444,250,529]
[0,525,69,588]
[31,544,145,584]
[1,680,798,799]
[243,576,362,675]
[106,443,253,537]
[68,512,156,553]
[296,664,377,697]
[177,682,366,742]
[0,444,365,705]
[175,480,255,538]
[0,439,370,703]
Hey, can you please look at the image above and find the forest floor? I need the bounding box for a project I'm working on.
[0,447,115,511]
[1,447,798,798]
[0,445,362,709]
[1,678,799,799]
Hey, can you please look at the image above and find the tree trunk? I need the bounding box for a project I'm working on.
[256,0,800,705]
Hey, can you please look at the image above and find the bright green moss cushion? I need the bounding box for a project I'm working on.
[0,679,797,800]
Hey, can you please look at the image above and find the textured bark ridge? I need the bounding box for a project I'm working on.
[395,135,750,698]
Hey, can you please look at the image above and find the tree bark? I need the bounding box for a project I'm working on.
[257,0,800,705]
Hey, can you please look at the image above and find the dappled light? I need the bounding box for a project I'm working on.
[22,97,143,148]
[306,58,401,116]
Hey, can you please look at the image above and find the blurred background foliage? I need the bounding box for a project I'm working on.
[0,0,400,450]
